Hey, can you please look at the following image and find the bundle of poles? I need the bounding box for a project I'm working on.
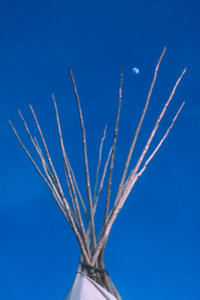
[9,47,186,300]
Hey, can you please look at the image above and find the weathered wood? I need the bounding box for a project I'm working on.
[10,48,185,299]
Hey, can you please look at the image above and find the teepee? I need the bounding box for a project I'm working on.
[9,48,186,300]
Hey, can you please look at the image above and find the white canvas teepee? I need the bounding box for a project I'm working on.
[9,47,186,299]
[64,272,118,300]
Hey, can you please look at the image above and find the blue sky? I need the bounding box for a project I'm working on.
[1,0,200,299]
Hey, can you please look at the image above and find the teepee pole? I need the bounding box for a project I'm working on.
[117,68,186,206]
[98,68,123,267]
[93,125,107,204]
[52,93,91,258]
[104,69,123,224]
[10,47,186,300]
[136,101,185,179]
[92,66,186,266]
[114,47,166,208]
[9,107,91,265]
[68,68,97,251]
[93,146,112,214]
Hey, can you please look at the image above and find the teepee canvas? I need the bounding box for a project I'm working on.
[64,272,118,300]
[9,48,185,300]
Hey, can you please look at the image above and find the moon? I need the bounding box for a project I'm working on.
[132,67,139,74]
